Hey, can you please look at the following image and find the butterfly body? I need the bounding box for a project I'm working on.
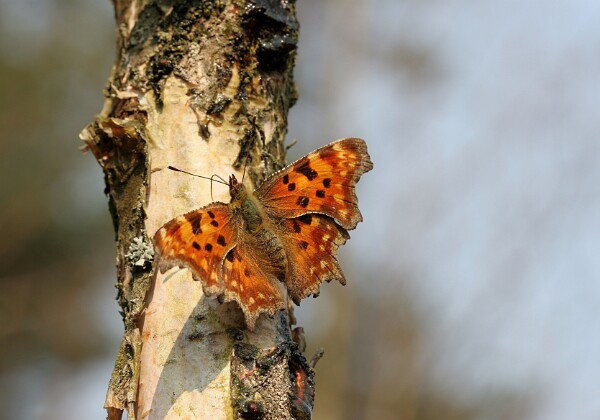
[229,176,267,234]
[154,138,373,329]
[227,175,289,278]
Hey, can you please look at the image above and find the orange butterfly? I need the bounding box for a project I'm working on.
[154,138,373,329]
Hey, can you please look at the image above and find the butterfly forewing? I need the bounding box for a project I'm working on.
[154,204,235,295]
[256,138,373,230]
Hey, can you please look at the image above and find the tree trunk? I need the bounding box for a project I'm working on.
[81,1,313,418]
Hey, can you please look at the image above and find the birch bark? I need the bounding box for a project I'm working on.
[81,1,312,418]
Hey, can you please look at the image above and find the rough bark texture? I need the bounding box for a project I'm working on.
[80,1,314,418]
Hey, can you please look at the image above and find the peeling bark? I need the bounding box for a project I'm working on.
[81,1,314,418]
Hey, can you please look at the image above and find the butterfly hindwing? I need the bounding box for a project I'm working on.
[280,213,350,304]
[154,203,235,295]
[256,138,373,230]
[220,245,284,329]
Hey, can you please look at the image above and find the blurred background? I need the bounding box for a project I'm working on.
[1,0,599,419]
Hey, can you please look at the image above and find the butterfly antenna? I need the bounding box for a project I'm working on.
[208,174,229,201]
[168,166,230,201]
[167,166,229,185]
[241,157,248,185]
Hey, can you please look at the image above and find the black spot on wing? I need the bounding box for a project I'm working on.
[226,251,234,262]
[300,240,309,249]
[205,243,213,252]
[210,220,219,227]
[288,182,296,191]
[186,213,202,234]
[217,235,226,246]
[297,214,312,225]
[283,174,289,184]
[292,221,301,233]
[323,178,331,188]
[295,159,318,181]
[316,190,325,198]
[192,242,201,250]
[297,197,309,208]
[208,211,215,219]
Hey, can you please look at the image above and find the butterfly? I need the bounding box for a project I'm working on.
[153,138,373,329]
